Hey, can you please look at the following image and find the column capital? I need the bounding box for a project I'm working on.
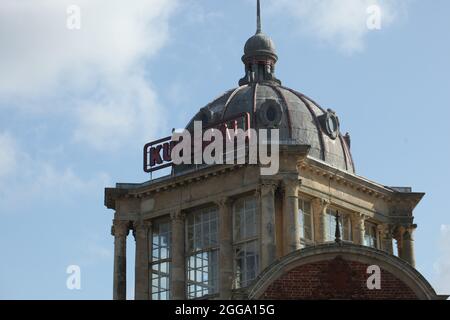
[281,177,299,197]
[133,220,152,239]
[170,210,185,222]
[393,224,416,242]
[281,176,299,186]
[311,198,330,211]
[261,178,280,188]
[377,223,392,235]
[403,224,417,241]
[111,220,130,237]
[215,196,233,208]
[133,219,152,230]
[260,179,279,197]
[350,212,368,223]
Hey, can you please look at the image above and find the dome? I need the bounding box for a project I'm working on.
[182,84,355,173]
[174,0,354,174]
[243,32,277,62]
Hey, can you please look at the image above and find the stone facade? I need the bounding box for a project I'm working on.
[103,1,445,301]
[104,147,443,300]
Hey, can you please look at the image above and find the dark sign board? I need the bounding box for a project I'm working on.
[143,113,251,173]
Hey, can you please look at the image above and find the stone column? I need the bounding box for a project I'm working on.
[112,220,129,300]
[170,210,186,300]
[351,213,366,245]
[260,180,278,270]
[402,225,416,267]
[134,220,152,300]
[311,198,329,244]
[379,224,394,255]
[282,177,300,254]
[394,226,405,259]
[217,197,233,299]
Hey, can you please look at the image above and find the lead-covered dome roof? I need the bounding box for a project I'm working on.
[177,0,354,173]
[185,84,354,173]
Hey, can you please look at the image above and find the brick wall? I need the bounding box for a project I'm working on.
[261,256,418,300]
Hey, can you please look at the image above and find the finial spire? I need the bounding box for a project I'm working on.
[256,0,262,34]
[239,0,281,86]
[335,211,342,243]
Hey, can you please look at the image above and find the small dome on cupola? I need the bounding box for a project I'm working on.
[243,33,277,61]
[239,0,280,86]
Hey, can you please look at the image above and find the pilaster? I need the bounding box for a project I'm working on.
[281,177,300,254]
[216,197,233,299]
[259,180,278,270]
[170,210,186,300]
[112,220,130,300]
[134,220,152,300]
[351,213,367,245]
[311,198,330,244]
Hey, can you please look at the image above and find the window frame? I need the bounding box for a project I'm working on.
[298,198,314,246]
[185,205,220,300]
[364,221,378,249]
[325,207,353,242]
[232,196,260,289]
[150,218,172,300]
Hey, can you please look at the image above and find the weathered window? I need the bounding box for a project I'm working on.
[151,219,171,300]
[186,206,219,299]
[325,208,352,242]
[343,214,353,242]
[299,199,313,244]
[233,197,259,288]
[365,221,378,248]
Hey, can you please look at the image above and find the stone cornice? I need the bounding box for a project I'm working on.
[105,164,249,210]
[301,157,425,207]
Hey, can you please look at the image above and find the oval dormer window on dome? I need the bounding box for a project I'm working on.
[319,109,340,140]
[259,99,283,128]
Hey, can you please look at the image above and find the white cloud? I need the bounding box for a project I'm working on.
[77,240,113,267]
[74,75,166,150]
[0,132,111,214]
[0,0,178,149]
[433,225,450,295]
[268,0,408,54]
[0,133,18,179]
[0,0,177,96]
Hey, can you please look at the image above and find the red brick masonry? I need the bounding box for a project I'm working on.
[262,256,417,300]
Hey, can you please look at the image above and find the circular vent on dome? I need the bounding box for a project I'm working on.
[259,99,283,128]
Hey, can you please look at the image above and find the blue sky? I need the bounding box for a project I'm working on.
[0,0,449,299]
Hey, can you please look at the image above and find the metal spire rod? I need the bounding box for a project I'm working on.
[256,0,262,34]
[335,211,342,243]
